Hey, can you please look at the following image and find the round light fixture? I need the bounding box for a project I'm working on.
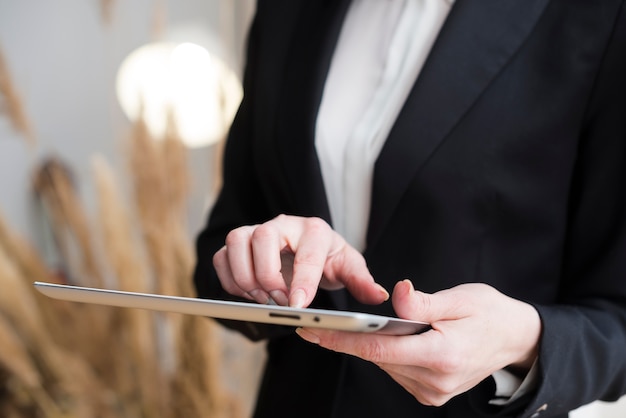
[116,42,242,148]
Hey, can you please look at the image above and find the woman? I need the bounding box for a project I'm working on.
[194,1,626,417]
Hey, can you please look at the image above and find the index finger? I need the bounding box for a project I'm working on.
[286,217,335,308]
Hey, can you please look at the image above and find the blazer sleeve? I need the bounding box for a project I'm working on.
[471,4,626,417]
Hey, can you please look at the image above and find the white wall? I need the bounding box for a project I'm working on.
[0,0,254,252]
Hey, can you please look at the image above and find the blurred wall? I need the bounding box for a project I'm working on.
[0,0,254,258]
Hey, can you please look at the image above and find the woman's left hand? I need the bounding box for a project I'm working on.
[296,280,541,406]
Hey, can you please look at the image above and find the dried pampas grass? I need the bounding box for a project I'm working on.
[0,100,247,416]
[124,113,240,417]
[0,315,67,418]
[126,114,185,400]
[162,111,190,221]
[161,111,195,298]
[151,0,168,39]
[92,154,169,417]
[0,214,121,418]
[100,0,115,25]
[0,315,42,390]
[0,208,57,284]
[30,158,125,389]
[0,46,35,146]
[127,115,178,295]
[32,158,104,287]
[91,154,150,293]
[0,244,49,348]
[0,209,72,339]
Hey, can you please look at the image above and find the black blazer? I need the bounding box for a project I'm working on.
[194,1,626,417]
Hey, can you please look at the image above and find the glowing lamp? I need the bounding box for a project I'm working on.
[116,42,242,148]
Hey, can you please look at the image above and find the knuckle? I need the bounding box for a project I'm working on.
[212,247,225,267]
[424,394,450,407]
[294,249,323,267]
[255,268,282,287]
[423,340,464,374]
[356,340,386,363]
[225,227,251,247]
[303,216,330,234]
[413,291,432,312]
[433,351,463,375]
[221,280,243,296]
[251,223,275,243]
[430,376,458,397]
[273,214,290,223]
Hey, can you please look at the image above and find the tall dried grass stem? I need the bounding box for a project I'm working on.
[0,315,42,389]
[100,0,114,25]
[0,46,35,146]
[32,157,103,287]
[0,244,49,345]
[92,154,169,417]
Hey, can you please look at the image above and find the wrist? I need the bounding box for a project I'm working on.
[508,302,542,373]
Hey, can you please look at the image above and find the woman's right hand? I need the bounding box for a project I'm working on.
[212,214,389,308]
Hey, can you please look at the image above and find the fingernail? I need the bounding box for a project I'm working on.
[269,290,288,306]
[296,328,320,344]
[403,279,415,294]
[378,284,390,301]
[249,289,270,304]
[290,289,307,308]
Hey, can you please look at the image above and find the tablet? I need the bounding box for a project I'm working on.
[33,281,429,336]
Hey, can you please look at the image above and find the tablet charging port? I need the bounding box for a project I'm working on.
[269,312,301,321]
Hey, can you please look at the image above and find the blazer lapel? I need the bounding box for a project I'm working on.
[366,0,551,252]
[273,0,351,310]
[274,0,351,222]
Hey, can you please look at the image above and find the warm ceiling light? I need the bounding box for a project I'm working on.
[116,42,242,148]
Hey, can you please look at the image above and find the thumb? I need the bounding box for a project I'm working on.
[391,280,465,324]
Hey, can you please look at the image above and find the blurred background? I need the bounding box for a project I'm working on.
[0,1,624,417]
[0,1,264,417]
[0,0,252,245]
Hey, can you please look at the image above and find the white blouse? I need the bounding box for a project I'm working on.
[315,0,453,252]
